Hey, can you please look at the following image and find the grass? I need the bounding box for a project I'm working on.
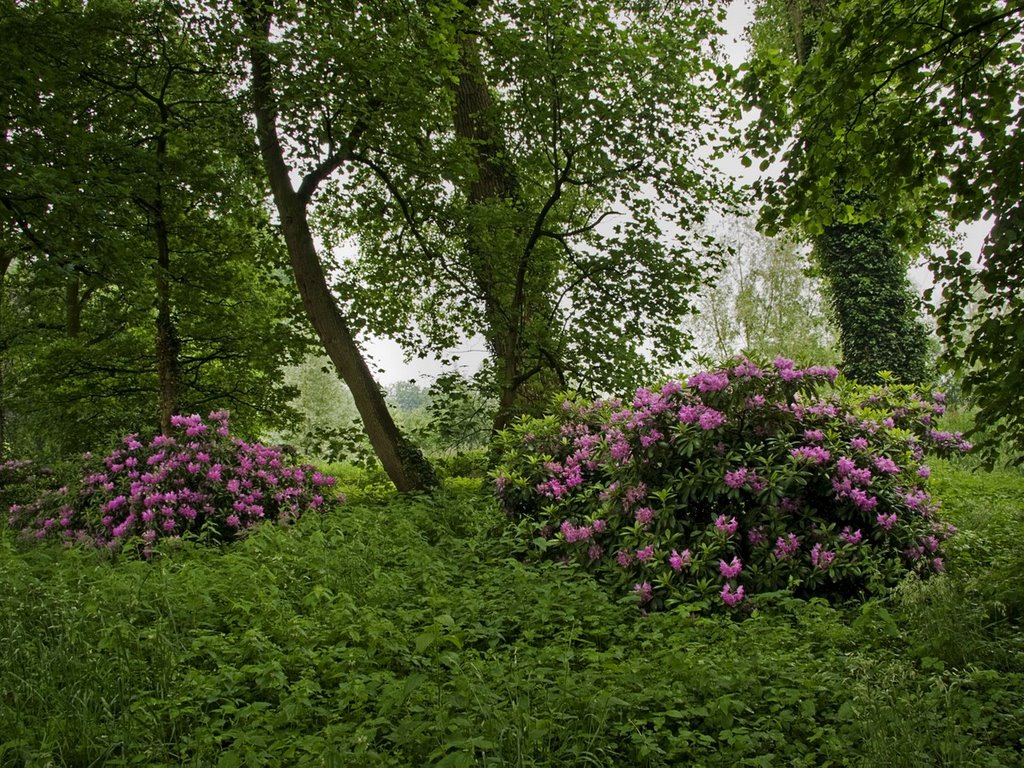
[1,467,1023,766]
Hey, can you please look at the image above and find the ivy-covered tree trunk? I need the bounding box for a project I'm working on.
[776,0,930,384]
[815,220,929,383]
[453,25,566,433]
[243,3,436,492]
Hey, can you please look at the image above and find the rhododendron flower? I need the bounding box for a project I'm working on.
[633,582,653,604]
[844,488,877,512]
[720,584,745,606]
[917,465,931,479]
[669,549,691,571]
[932,558,944,572]
[774,533,800,559]
[588,544,603,560]
[803,429,825,442]
[850,437,869,451]
[688,371,730,392]
[714,514,739,536]
[810,543,835,569]
[635,506,654,526]
[226,514,241,528]
[733,359,764,378]
[592,519,607,532]
[791,445,831,464]
[873,456,900,474]
[660,380,683,396]
[840,527,863,545]
[877,512,898,530]
[609,440,632,463]
[639,429,664,448]
[748,527,767,545]
[636,545,655,562]
[719,556,743,579]
[616,550,634,567]
[698,409,726,430]
[724,468,748,489]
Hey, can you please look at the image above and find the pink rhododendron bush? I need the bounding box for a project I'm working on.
[5,411,338,552]
[493,358,970,611]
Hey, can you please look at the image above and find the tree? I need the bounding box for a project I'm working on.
[744,0,932,384]
[694,216,837,364]
[233,0,439,491]
[0,0,309,459]
[318,0,739,429]
[744,0,1023,460]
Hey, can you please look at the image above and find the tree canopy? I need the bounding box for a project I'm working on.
[745,0,1023,460]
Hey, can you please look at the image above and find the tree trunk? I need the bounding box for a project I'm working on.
[815,220,929,383]
[153,126,180,436]
[243,5,435,492]
[785,0,928,383]
[452,26,565,433]
[0,252,9,460]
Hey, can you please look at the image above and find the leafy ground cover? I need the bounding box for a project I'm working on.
[2,465,1023,767]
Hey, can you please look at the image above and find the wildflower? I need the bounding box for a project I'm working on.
[669,549,691,571]
[720,584,745,606]
[719,556,743,579]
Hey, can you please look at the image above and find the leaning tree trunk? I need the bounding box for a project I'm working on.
[243,4,435,492]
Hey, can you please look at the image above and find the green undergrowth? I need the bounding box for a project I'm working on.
[2,469,1023,767]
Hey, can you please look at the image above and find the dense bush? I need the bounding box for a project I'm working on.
[494,358,970,610]
[4,411,338,552]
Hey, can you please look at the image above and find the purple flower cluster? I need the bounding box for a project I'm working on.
[495,357,967,612]
[7,412,338,552]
